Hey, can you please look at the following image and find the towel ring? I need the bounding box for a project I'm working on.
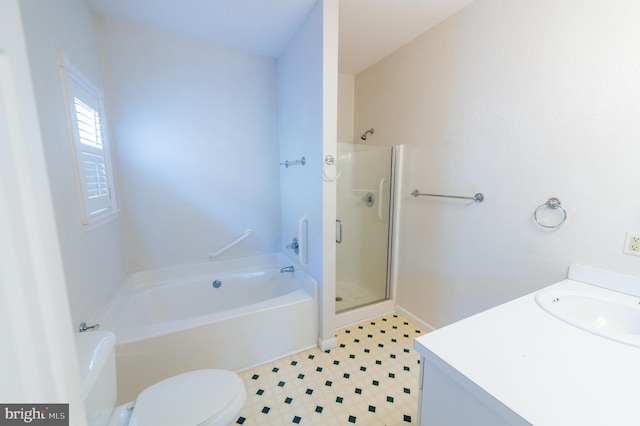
[322,155,341,182]
[534,198,567,229]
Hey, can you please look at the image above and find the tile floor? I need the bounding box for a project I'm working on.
[235,313,426,425]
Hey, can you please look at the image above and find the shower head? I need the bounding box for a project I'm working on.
[360,128,374,141]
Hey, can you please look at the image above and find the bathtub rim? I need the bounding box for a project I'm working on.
[95,253,317,342]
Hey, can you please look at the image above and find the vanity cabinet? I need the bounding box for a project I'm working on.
[417,354,528,425]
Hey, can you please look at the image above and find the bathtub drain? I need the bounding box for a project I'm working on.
[212,279,222,288]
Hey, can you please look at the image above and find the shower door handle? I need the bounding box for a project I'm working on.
[336,220,342,243]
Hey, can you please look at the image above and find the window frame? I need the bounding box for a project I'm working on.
[58,52,118,230]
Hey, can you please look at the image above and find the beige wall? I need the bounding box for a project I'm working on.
[338,73,355,142]
[355,0,640,327]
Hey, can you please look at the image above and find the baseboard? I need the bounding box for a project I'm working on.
[236,343,318,373]
[318,336,338,351]
[395,305,436,333]
[335,300,396,329]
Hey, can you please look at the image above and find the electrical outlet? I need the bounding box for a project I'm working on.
[623,232,640,256]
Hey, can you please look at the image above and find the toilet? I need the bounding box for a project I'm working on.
[75,331,246,426]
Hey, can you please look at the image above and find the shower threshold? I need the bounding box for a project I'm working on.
[335,280,387,313]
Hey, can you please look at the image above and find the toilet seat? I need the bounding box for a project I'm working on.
[128,369,246,426]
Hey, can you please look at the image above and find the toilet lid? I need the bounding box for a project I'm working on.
[129,369,246,426]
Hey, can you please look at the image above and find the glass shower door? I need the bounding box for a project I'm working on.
[336,143,394,313]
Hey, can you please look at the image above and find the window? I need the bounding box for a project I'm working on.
[58,53,117,228]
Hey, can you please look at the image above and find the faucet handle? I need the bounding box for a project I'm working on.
[286,237,299,255]
[79,322,100,332]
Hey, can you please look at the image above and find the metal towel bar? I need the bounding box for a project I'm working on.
[411,189,484,203]
[280,157,305,168]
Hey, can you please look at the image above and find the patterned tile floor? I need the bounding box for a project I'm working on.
[236,313,426,425]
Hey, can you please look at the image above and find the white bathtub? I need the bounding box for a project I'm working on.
[96,253,318,404]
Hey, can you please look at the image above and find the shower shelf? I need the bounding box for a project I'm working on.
[353,178,388,194]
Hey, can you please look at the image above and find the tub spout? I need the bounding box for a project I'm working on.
[280,266,295,273]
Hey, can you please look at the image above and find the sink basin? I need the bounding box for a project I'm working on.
[535,281,640,348]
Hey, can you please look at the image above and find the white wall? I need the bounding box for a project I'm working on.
[98,19,281,271]
[278,0,338,349]
[321,0,339,348]
[278,3,324,277]
[19,0,127,328]
[355,0,640,328]
[1,0,87,418]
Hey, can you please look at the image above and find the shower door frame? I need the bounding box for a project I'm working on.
[335,143,397,314]
[383,146,397,300]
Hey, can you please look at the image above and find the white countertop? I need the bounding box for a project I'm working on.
[415,272,640,426]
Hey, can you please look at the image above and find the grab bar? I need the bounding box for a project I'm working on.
[378,178,386,221]
[411,189,484,203]
[298,215,309,268]
[208,229,253,260]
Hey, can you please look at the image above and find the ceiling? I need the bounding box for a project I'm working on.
[85,0,474,75]
[338,0,474,75]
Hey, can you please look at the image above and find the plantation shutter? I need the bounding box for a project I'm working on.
[62,60,116,226]
[74,95,111,217]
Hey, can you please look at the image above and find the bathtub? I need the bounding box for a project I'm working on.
[96,253,318,404]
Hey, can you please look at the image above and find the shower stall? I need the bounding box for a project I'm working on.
[335,142,395,313]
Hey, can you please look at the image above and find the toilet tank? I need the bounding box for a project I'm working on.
[75,331,117,426]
